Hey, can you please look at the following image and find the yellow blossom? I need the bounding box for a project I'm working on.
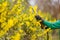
[11,32,20,40]
[31,34,36,40]
[26,21,30,26]
[33,5,37,13]
[0,1,7,12]
[29,16,33,21]
[19,29,24,33]
[2,1,7,7]
[30,27,37,32]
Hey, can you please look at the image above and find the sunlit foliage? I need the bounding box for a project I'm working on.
[0,0,56,40]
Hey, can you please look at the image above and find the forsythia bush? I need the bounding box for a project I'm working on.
[0,0,56,40]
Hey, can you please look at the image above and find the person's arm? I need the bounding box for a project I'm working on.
[35,15,60,29]
[42,20,60,29]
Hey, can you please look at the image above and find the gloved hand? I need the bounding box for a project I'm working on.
[35,15,48,29]
[35,15,43,21]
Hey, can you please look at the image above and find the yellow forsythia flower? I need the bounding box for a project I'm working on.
[11,33,20,40]
[30,27,37,32]
[31,34,36,40]
[0,1,7,12]
[26,21,30,26]
[19,29,24,33]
